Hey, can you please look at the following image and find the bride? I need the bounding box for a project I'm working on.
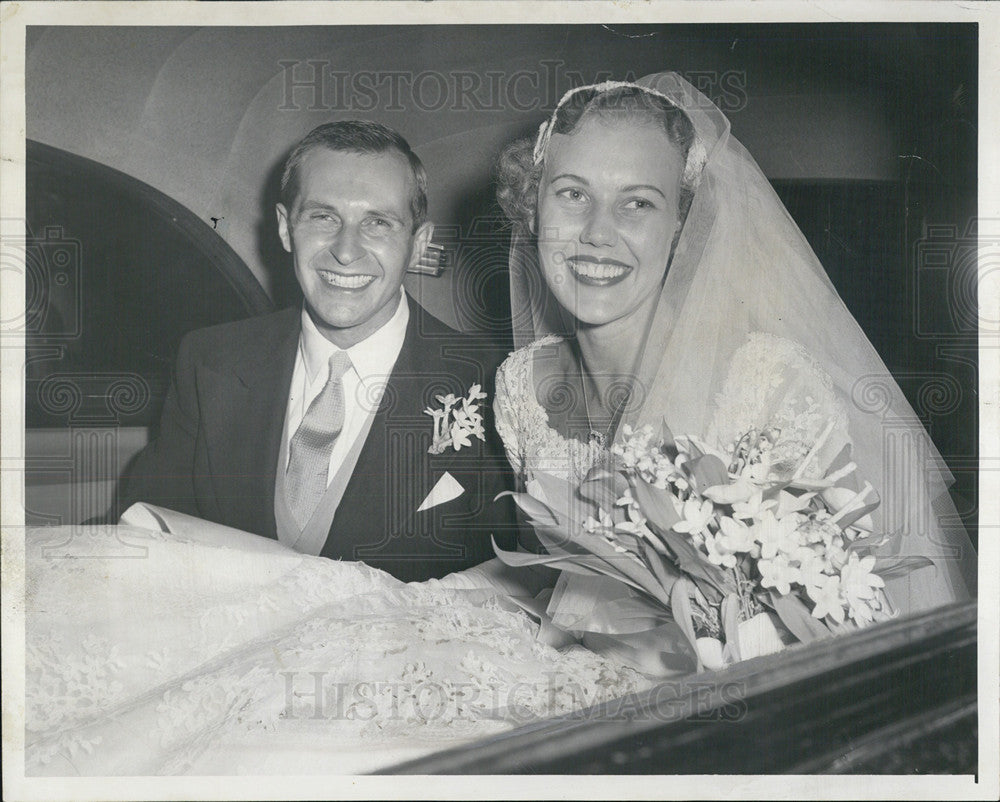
[487,72,976,626]
[23,72,976,776]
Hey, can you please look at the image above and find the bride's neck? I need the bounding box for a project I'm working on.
[573,306,654,385]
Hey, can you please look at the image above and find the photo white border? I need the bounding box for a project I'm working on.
[2,2,997,800]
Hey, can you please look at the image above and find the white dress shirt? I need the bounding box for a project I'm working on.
[284,290,409,485]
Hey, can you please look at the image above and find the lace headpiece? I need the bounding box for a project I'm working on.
[532,80,709,194]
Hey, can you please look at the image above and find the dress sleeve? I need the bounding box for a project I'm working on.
[493,350,528,480]
[707,333,852,481]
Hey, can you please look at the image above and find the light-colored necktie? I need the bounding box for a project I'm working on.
[285,350,353,529]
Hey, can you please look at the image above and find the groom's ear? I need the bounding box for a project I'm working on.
[407,222,435,270]
[276,203,293,254]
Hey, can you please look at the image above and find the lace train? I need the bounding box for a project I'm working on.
[25,524,648,775]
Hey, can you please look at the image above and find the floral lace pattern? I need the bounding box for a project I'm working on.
[494,335,609,483]
[495,332,848,484]
[25,525,647,775]
[706,333,850,479]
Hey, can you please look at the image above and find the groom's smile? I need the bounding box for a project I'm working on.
[277,147,434,349]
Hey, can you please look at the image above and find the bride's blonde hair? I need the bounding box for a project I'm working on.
[496,85,699,234]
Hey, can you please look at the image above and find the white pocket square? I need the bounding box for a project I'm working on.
[418,471,465,512]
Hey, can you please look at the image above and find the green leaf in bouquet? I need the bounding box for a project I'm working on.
[628,479,731,595]
[639,539,681,601]
[564,524,677,606]
[508,478,685,608]
[832,498,880,531]
[639,506,733,596]
[629,476,682,533]
[658,418,677,454]
[578,466,624,513]
[768,590,832,644]
[826,442,854,480]
[492,537,622,578]
[684,454,731,493]
[721,593,742,663]
[760,480,794,502]
[692,575,725,606]
[528,471,600,530]
[527,522,599,557]
[669,577,703,672]
[874,555,936,579]
[495,490,560,528]
[662,528,734,594]
[844,531,893,556]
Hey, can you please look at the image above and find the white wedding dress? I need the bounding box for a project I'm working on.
[25,517,648,775]
[493,331,970,623]
[494,332,851,486]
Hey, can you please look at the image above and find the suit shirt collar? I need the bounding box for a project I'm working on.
[299,289,409,384]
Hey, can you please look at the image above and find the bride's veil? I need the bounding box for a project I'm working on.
[508,71,976,613]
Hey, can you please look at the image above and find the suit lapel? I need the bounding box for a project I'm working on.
[204,309,299,539]
[330,300,441,557]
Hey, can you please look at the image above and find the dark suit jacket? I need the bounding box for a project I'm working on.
[122,297,518,581]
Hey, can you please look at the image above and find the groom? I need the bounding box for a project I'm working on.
[122,120,516,581]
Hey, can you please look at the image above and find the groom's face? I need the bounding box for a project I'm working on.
[277,147,433,349]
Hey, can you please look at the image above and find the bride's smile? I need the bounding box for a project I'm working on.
[537,116,684,328]
[565,254,632,286]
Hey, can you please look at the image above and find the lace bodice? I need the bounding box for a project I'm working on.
[494,333,850,482]
[494,335,610,484]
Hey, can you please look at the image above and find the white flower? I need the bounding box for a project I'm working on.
[752,509,803,560]
[774,489,816,519]
[808,574,846,624]
[583,508,614,534]
[758,553,801,596]
[732,488,775,521]
[703,477,755,506]
[839,553,885,625]
[426,384,488,454]
[615,489,644,523]
[717,516,755,555]
[704,533,737,568]
[673,498,715,537]
[790,545,827,591]
[449,422,472,451]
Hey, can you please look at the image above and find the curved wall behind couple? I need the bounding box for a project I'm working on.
[23,24,978,545]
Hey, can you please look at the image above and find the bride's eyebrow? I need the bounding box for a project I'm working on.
[550,173,589,185]
[621,184,667,199]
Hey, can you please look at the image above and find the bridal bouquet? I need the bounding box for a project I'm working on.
[494,422,931,671]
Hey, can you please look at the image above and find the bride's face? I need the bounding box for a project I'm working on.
[537,116,684,329]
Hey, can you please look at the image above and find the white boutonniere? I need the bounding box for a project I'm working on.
[425,384,488,454]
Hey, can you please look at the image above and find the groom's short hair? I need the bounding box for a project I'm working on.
[279,120,429,228]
